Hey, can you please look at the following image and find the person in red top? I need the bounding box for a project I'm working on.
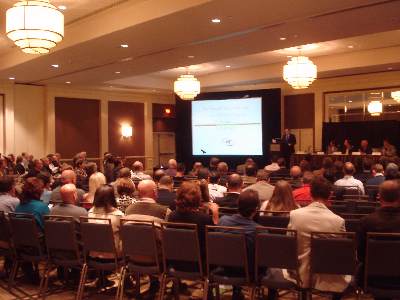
[293,171,314,206]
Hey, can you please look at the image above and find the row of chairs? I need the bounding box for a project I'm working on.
[1,212,399,300]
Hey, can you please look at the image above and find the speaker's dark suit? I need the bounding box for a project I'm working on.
[280,133,296,166]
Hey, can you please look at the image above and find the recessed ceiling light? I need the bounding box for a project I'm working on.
[120,44,129,48]
[348,100,353,103]
[188,55,195,59]
[389,104,392,106]
[115,71,121,74]
[51,64,59,68]
[65,81,71,84]
[58,5,67,10]
[211,18,221,23]
[347,45,354,49]
[9,77,15,80]
[280,37,286,41]
[225,65,231,68]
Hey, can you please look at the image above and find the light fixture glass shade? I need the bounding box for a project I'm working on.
[367,100,383,116]
[174,74,201,100]
[6,0,64,54]
[391,91,400,102]
[283,55,317,89]
[121,124,133,138]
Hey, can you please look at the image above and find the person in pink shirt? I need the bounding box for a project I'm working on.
[293,171,314,206]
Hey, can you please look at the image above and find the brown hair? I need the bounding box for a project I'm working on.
[20,177,44,204]
[116,177,135,196]
[265,180,297,212]
[176,181,201,212]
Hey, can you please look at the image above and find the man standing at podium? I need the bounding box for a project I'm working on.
[281,128,296,167]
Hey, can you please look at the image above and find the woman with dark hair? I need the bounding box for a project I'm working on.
[88,185,124,258]
[15,177,49,229]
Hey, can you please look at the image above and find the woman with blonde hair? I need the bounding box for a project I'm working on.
[82,172,106,208]
[261,180,299,215]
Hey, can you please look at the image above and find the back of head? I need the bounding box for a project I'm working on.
[168,159,177,169]
[256,169,269,182]
[343,162,355,176]
[61,169,77,185]
[116,177,135,196]
[238,189,260,218]
[177,163,186,173]
[245,163,257,177]
[227,173,243,191]
[379,180,400,204]
[290,166,302,179]
[322,157,333,169]
[372,163,384,174]
[385,163,399,180]
[60,183,77,204]
[302,171,314,184]
[153,169,165,182]
[132,161,144,172]
[0,176,14,194]
[89,172,107,195]
[210,157,220,170]
[310,176,332,201]
[268,180,296,211]
[138,179,157,199]
[16,155,23,164]
[299,160,311,172]
[277,157,286,167]
[159,175,173,189]
[209,171,220,184]
[85,162,98,177]
[333,160,344,172]
[118,167,131,178]
[21,177,44,203]
[197,168,210,180]
[93,185,117,212]
[217,161,228,174]
[363,158,373,172]
[176,181,201,212]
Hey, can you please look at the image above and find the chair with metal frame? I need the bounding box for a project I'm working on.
[364,232,400,298]
[42,215,84,299]
[160,222,207,300]
[117,219,162,300]
[205,225,255,300]
[256,214,290,229]
[0,211,15,287]
[310,232,358,298]
[77,216,123,300]
[253,227,304,300]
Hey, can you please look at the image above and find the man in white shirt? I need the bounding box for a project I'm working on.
[130,161,152,181]
[197,168,225,201]
[264,155,280,173]
[334,162,365,194]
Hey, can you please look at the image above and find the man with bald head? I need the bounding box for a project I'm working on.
[50,184,88,219]
[334,162,365,194]
[51,170,85,204]
[290,165,303,189]
[165,159,177,177]
[125,179,169,223]
[131,161,152,180]
[215,173,243,208]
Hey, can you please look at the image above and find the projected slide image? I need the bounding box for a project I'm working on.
[192,98,263,155]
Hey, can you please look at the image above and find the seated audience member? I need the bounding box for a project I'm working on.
[290,166,303,189]
[342,139,353,155]
[37,172,52,205]
[15,178,49,230]
[165,159,178,177]
[217,161,229,186]
[15,155,26,175]
[175,163,186,178]
[365,164,385,186]
[299,159,312,173]
[314,157,333,178]
[0,176,19,213]
[264,156,280,173]
[293,171,314,206]
[131,161,152,181]
[271,158,290,177]
[243,169,274,203]
[112,157,124,181]
[284,177,350,293]
[261,180,299,214]
[197,168,222,201]
[236,158,254,175]
[242,163,258,185]
[327,140,338,154]
[357,180,400,290]
[168,181,214,249]
[103,153,115,183]
[382,139,397,157]
[359,139,372,155]
[125,180,168,224]
[209,157,220,172]
[82,172,107,205]
[80,162,98,192]
[334,162,365,194]
[157,175,176,209]
[188,162,203,177]
[218,190,260,300]
[25,159,44,178]
[74,159,87,188]
[115,177,137,213]
[51,170,86,203]
[198,179,220,225]
[385,162,399,180]
[50,184,88,219]
[88,185,124,258]
[354,158,373,184]
[214,174,243,208]
[153,169,166,185]
[47,154,60,175]
[208,170,227,198]
[40,157,53,175]
[333,160,344,182]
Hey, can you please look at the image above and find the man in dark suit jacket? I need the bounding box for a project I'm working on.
[357,180,400,289]
[156,175,176,210]
[365,164,385,201]
[215,174,242,208]
[358,139,372,155]
[280,129,296,167]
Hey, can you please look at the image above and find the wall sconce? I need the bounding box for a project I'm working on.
[164,108,171,114]
[121,124,133,138]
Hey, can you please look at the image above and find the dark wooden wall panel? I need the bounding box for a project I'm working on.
[55,97,100,158]
[284,93,315,129]
[108,101,145,157]
[152,103,176,132]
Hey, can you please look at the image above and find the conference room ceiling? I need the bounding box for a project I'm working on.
[0,0,400,92]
